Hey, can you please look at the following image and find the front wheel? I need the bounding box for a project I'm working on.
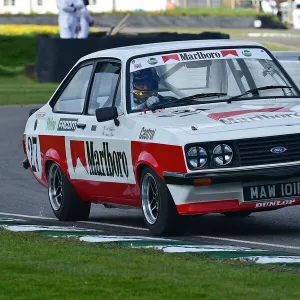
[48,162,91,221]
[140,167,189,236]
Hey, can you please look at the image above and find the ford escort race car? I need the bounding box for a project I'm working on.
[23,40,300,236]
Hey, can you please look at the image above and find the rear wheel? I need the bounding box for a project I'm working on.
[140,167,189,236]
[48,162,90,221]
[221,211,252,217]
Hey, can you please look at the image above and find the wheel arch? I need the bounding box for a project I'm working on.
[44,148,69,179]
[134,153,163,185]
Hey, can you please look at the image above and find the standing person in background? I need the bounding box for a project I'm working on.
[77,0,95,39]
[293,2,300,30]
[57,0,84,38]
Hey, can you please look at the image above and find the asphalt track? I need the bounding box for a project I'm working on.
[2,105,300,254]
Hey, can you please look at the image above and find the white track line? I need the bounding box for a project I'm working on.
[194,235,300,250]
[78,221,148,231]
[2,212,300,249]
[0,212,56,220]
[0,212,148,231]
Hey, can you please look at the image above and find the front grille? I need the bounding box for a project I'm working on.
[236,133,300,166]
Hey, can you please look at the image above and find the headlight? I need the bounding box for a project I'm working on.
[187,146,208,168]
[213,144,233,166]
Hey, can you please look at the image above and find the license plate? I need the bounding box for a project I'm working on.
[243,181,300,202]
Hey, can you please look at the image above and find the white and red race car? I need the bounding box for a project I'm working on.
[23,40,300,236]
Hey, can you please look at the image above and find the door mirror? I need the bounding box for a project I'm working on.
[29,108,39,117]
[95,106,118,123]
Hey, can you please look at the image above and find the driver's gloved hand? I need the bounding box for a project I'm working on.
[145,96,159,107]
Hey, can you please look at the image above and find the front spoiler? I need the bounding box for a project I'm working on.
[164,164,300,185]
[176,198,300,215]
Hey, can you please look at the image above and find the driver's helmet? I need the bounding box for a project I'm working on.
[131,68,159,104]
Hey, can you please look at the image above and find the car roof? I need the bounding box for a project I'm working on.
[78,39,264,63]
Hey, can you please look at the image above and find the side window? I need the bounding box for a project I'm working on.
[53,64,93,114]
[87,62,121,115]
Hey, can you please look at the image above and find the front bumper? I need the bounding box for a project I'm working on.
[164,164,300,185]
[164,164,300,215]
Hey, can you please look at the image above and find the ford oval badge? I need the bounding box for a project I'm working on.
[270,146,287,154]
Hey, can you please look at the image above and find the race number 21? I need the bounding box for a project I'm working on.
[26,135,42,179]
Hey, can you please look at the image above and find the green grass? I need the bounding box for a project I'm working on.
[107,7,265,17]
[0,35,36,67]
[0,35,58,105]
[1,229,300,299]
[262,42,299,51]
[0,75,57,105]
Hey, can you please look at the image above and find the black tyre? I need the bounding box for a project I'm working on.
[140,166,189,236]
[221,211,252,217]
[47,162,91,221]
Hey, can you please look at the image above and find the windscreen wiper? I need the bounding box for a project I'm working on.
[227,85,293,104]
[150,93,227,111]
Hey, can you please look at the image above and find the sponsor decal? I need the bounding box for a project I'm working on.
[70,141,129,178]
[27,136,40,172]
[57,118,78,132]
[134,63,142,69]
[131,59,135,64]
[162,54,180,63]
[91,125,97,131]
[179,51,221,61]
[34,120,38,131]
[148,57,158,65]
[219,113,300,124]
[255,199,295,208]
[221,50,238,57]
[70,140,88,173]
[139,127,156,140]
[242,50,252,57]
[36,112,46,119]
[26,135,42,179]
[46,117,56,131]
[102,125,115,137]
[208,108,294,122]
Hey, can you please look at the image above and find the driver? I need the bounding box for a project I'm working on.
[131,68,164,110]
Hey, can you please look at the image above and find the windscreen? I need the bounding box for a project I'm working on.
[279,60,300,87]
[127,48,299,112]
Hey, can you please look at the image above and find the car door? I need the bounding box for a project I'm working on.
[64,60,136,202]
[48,61,95,179]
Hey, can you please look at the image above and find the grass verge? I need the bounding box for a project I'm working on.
[106,7,266,17]
[0,75,57,105]
[1,228,300,299]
